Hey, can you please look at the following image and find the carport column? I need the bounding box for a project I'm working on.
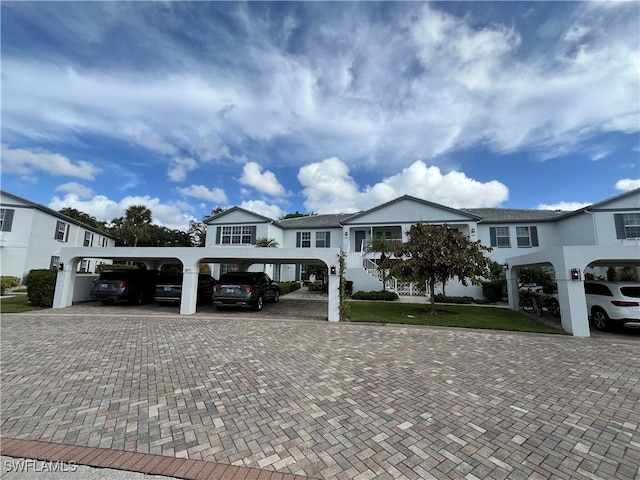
[505,266,519,311]
[557,275,590,337]
[180,265,199,315]
[328,273,340,322]
[52,264,76,309]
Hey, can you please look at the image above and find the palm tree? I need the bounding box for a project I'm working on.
[124,205,152,246]
[364,236,396,291]
[255,237,279,272]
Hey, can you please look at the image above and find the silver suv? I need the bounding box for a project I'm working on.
[584,281,640,331]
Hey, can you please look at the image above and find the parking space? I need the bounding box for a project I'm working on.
[2,311,639,479]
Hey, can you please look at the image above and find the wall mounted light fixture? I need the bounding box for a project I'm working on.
[570,268,581,281]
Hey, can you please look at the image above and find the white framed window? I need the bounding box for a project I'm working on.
[83,232,93,247]
[54,221,68,241]
[516,226,539,248]
[615,213,640,239]
[50,256,60,270]
[490,226,510,248]
[219,226,256,245]
[297,231,311,248]
[315,231,331,248]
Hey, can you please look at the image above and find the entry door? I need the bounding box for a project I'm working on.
[355,231,366,252]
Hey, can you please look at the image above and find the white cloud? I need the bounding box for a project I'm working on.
[48,193,191,230]
[1,144,100,180]
[176,184,227,203]
[615,178,640,191]
[239,162,286,197]
[298,157,361,213]
[298,157,509,213]
[239,200,284,219]
[54,182,94,198]
[537,201,591,211]
[168,156,198,182]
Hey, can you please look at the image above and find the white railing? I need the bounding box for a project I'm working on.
[360,238,403,253]
[362,258,398,292]
[396,281,428,297]
[623,239,640,246]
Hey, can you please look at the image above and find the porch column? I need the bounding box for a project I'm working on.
[180,265,199,315]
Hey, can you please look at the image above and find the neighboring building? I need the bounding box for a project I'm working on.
[205,189,640,297]
[0,191,118,281]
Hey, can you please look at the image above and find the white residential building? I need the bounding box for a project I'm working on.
[204,190,640,295]
[0,191,118,281]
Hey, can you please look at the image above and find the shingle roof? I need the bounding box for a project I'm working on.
[277,213,356,229]
[463,208,567,223]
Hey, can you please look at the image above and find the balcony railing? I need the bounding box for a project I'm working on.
[361,238,403,253]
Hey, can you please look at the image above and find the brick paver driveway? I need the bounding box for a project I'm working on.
[1,309,639,479]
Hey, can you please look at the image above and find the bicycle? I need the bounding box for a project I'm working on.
[519,290,536,313]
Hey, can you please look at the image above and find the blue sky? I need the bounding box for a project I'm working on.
[2,1,639,230]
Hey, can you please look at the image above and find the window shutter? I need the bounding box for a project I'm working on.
[531,226,539,247]
[65,224,70,242]
[326,231,331,248]
[295,264,301,281]
[1,209,14,232]
[489,227,497,247]
[216,227,221,244]
[251,226,257,244]
[296,232,301,248]
[614,214,626,239]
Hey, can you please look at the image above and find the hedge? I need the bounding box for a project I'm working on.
[278,281,301,295]
[1,276,21,295]
[482,280,506,303]
[352,290,399,301]
[25,269,57,307]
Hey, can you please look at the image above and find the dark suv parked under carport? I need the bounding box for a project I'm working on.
[213,272,279,311]
[90,269,159,305]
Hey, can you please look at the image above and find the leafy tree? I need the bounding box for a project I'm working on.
[391,223,492,314]
[59,207,104,230]
[364,236,397,291]
[188,219,207,247]
[281,211,313,219]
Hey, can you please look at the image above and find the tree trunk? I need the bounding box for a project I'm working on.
[429,279,436,315]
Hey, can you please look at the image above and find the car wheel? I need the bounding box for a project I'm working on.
[548,298,561,318]
[216,306,226,311]
[272,290,280,303]
[592,308,610,331]
[100,300,114,305]
[254,295,264,311]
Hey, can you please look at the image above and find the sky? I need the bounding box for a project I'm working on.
[1,1,639,230]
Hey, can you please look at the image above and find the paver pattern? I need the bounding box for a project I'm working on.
[2,305,639,479]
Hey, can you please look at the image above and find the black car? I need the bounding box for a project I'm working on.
[213,272,280,311]
[90,269,159,305]
[155,273,216,305]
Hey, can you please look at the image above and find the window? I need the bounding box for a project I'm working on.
[489,226,510,248]
[316,231,331,248]
[615,213,640,239]
[516,226,539,248]
[54,221,68,241]
[80,260,89,272]
[84,232,93,247]
[0,208,15,232]
[217,226,256,245]
[296,232,311,248]
[50,256,60,270]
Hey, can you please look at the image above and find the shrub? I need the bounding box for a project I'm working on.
[482,280,506,303]
[308,282,328,293]
[95,263,141,273]
[344,280,353,296]
[352,290,399,301]
[433,293,476,304]
[25,269,57,307]
[1,276,21,294]
[278,281,301,295]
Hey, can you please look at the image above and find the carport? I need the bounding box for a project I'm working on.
[53,246,342,321]
[505,245,639,337]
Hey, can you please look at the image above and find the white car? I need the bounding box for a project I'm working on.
[584,281,640,331]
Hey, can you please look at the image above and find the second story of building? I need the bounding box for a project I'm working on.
[0,190,118,252]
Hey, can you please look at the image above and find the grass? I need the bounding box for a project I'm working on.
[348,301,565,334]
[0,295,38,313]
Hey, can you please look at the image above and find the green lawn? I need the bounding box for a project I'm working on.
[348,301,565,334]
[0,295,36,313]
